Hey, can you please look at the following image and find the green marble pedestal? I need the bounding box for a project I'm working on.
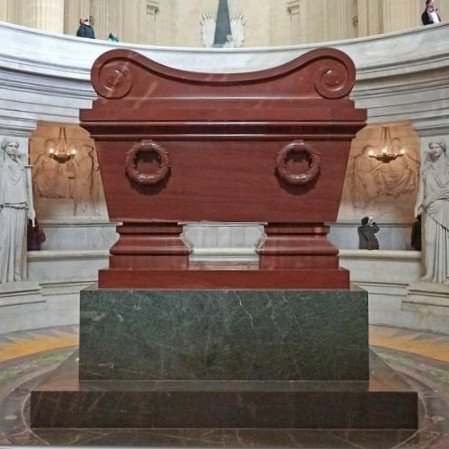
[79,288,369,381]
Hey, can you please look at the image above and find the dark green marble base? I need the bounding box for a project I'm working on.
[30,351,418,430]
[79,288,369,381]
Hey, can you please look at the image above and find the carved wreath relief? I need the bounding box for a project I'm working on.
[125,140,171,186]
[276,141,321,185]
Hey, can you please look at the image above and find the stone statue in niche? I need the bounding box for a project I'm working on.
[0,137,35,283]
[415,140,449,283]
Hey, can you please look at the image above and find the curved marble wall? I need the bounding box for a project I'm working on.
[1,20,448,131]
[1,21,449,333]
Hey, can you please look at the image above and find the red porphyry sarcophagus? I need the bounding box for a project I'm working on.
[80,48,366,289]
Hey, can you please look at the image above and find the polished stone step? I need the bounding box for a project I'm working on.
[30,351,418,429]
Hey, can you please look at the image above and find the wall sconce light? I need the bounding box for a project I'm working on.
[368,126,405,163]
[48,126,77,163]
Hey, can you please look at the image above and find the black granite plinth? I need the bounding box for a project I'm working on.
[79,288,369,381]
[30,351,418,430]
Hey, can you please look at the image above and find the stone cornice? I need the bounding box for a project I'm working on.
[1,20,449,134]
[2,20,449,76]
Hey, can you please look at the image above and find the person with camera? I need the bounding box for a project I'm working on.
[358,216,380,250]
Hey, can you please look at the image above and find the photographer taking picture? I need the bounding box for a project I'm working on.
[358,216,380,250]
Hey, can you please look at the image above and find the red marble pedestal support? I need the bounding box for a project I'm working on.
[258,223,338,270]
[109,222,190,270]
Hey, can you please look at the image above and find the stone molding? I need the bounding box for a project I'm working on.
[1,21,449,136]
[404,281,449,311]
[0,281,42,302]
[28,249,109,261]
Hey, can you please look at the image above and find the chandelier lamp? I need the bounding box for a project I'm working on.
[368,126,405,163]
[48,126,77,163]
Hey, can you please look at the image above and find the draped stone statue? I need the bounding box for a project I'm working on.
[73,145,97,215]
[415,139,449,283]
[0,137,35,283]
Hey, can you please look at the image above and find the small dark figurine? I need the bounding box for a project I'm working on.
[27,219,46,251]
[411,215,422,251]
[358,216,379,250]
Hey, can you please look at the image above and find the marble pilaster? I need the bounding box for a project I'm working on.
[325,0,357,41]
[357,0,381,37]
[0,0,19,24]
[154,0,175,46]
[122,0,145,44]
[298,0,325,44]
[382,0,422,33]
[278,1,298,45]
[0,0,7,21]
[88,0,109,41]
[27,0,64,33]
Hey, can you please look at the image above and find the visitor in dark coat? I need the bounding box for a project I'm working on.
[358,216,380,250]
[76,18,95,39]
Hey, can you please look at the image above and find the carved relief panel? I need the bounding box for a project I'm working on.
[29,122,107,220]
[338,122,420,223]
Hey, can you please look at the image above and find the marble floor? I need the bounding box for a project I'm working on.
[0,325,448,448]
